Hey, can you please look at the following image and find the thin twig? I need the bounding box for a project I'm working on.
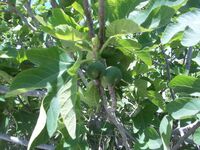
[98,0,105,48]
[161,47,175,100]
[83,0,95,38]
[185,46,193,75]
[0,133,54,150]
[172,121,200,150]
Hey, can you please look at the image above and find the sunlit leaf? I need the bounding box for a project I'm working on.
[129,0,187,28]
[59,78,77,139]
[161,9,200,46]
[193,128,200,145]
[28,100,46,150]
[159,115,173,150]
[47,95,60,137]
[106,19,143,37]
[167,98,200,119]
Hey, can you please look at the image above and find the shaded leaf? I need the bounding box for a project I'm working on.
[81,81,100,107]
[148,91,166,111]
[0,70,13,83]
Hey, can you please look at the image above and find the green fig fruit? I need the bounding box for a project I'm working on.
[103,66,122,85]
[87,61,106,79]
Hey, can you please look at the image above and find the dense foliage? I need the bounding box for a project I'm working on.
[0,0,200,149]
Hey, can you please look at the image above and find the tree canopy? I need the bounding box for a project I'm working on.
[0,0,200,149]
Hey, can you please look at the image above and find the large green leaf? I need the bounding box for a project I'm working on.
[167,98,200,119]
[106,19,143,37]
[28,100,46,150]
[6,47,73,97]
[129,0,187,28]
[36,9,86,41]
[159,115,173,150]
[59,78,77,139]
[105,0,146,21]
[161,9,200,46]
[169,75,200,94]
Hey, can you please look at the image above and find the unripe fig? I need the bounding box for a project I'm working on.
[102,66,122,85]
[87,61,106,79]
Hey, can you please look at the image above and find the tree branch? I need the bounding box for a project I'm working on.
[98,0,105,48]
[108,85,117,112]
[185,46,193,75]
[50,0,58,8]
[23,1,40,28]
[78,69,89,87]
[83,0,95,38]
[0,85,46,97]
[8,4,37,31]
[161,47,175,100]
[96,81,131,150]
[172,121,200,150]
[0,133,54,150]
